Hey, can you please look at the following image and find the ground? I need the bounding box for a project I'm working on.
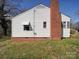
[0,33,79,59]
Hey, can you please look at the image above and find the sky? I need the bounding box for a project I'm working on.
[18,0,79,22]
[60,0,79,22]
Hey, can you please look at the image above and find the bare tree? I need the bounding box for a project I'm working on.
[0,0,23,36]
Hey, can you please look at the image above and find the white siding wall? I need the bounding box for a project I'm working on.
[12,5,50,37]
[12,9,34,37]
[61,13,70,37]
[34,8,50,37]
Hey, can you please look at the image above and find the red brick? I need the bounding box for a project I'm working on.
[50,0,62,40]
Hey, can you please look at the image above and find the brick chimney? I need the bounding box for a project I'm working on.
[50,0,61,40]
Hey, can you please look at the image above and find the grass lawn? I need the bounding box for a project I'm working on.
[0,38,79,59]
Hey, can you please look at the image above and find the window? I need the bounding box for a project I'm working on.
[43,21,46,28]
[62,22,66,28]
[23,23,32,31]
[67,21,70,28]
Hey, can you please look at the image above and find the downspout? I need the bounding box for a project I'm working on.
[33,9,37,39]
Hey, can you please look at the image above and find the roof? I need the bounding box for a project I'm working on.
[60,12,71,19]
[12,4,49,19]
[12,4,71,20]
[33,4,49,9]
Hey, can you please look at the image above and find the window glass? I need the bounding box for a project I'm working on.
[62,22,66,28]
[23,23,32,31]
[43,21,46,28]
[67,21,70,28]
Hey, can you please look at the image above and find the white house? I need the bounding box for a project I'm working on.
[12,4,70,40]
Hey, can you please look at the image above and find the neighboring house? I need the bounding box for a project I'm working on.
[12,0,71,40]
